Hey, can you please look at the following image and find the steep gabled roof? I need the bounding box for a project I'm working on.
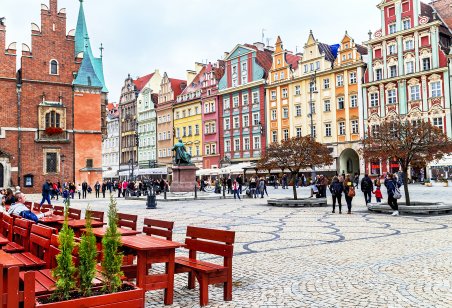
[318,43,338,63]
[432,0,452,32]
[286,53,301,70]
[75,0,89,55]
[133,74,154,92]
[73,43,103,88]
[179,66,206,97]
[169,78,187,97]
[244,44,274,77]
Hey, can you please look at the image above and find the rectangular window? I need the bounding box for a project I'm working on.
[188,126,192,136]
[272,131,277,143]
[336,75,343,87]
[323,79,330,89]
[252,113,260,126]
[211,144,216,154]
[295,85,301,95]
[195,124,199,135]
[282,88,288,98]
[389,65,397,78]
[405,40,414,50]
[433,117,443,130]
[196,146,200,157]
[282,108,289,119]
[410,85,420,101]
[387,89,397,104]
[271,90,277,100]
[243,114,249,127]
[339,122,346,135]
[233,96,239,108]
[350,95,358,108]
[349,72,357,84]
[242,93,249,105]
[296,127,302,137]
[204,124,209,134]
[224,118,230,130]
[182,127,186,137]
[351,120,359,134]
[324,100,331,112]
[376,69,382,81]
[283,129,289,141]
[406,61,414,74]
[325,123,332,137]
[234,139,240,151]
[205,145,210,155]
[310,63,314,71]
[253,136,261,149]
[388,45,396,55]
[233,116,240,129]
[86,159,94,168]
[176,128,180,138]
[274,73,278,81]
[389,24,396,34]
[422,58,431,71]
[337,97,345,110]
[252,92,259,104]
[370,93,379,107]
[243,137,250,150]
[225,140,231,152]
[295,105,302,117]
[304,65,308,73]
[223,98,230,110]
[204,103,209,114]
[271,109,277,121]
[46,153,57,173]
[403,19,411,30]
[431,81,441,97]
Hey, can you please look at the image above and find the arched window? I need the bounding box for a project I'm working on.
[50,60,58,75]
[45,111,60,128]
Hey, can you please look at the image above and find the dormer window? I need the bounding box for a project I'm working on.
[50,59,58,75]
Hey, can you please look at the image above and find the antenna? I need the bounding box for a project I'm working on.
[261,29,266,43]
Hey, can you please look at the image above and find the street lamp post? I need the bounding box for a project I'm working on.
[309,70,319,181]
[61,154,66,183]
[16,83,22,187]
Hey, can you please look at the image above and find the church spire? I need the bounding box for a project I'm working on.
[75,0,90,55]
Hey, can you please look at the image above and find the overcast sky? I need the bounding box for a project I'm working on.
[2,0,380,102]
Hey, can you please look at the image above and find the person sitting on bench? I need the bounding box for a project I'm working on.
[8,193,52,222]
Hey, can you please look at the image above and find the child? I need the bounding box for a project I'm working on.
[373,186,383,202]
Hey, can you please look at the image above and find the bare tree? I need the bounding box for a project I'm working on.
[362,117,452,205]
[258,136,333,200]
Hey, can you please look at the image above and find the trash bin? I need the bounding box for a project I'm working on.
[147,194,156,209]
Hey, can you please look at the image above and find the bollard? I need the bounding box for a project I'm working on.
[194,184,198,199]
[223,184,226,199]
[164,189,167,200]
[146,194,156,209]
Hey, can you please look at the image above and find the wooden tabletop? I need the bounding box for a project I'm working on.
[0,234,9,246]
[85,226,142,237]
[120,235,183,251]
[0,250,23,268]
[58,219,105,228]
[38,215,69,223]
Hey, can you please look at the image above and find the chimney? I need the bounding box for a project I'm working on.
[254,42,265,51]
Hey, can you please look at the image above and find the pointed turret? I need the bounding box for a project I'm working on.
[75,0,91,56]
[73,35,102,88]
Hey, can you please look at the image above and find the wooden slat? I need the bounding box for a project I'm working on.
[15,252,46,268]
[143,218,174,230]
[31,224,53,239]
[7,266,20,307]
[185,238,234,257]
[186,226,235,244]
[143,226,172,240]
[117,213,138,230]
[23,271,36,308]
[175,256,226,273]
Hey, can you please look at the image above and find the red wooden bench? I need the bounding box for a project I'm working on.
[40,204,53,213]
[142,218,174,240]
[32,203,41,212]
[52,205,64,216]
[68,208,82,220]
[86,210,104,223]
[117,213,138,230]
[175,226,235,306]
[3,218,34,253]
[24,201,33,209]
[2,213,13,241]
[0,265,35,308]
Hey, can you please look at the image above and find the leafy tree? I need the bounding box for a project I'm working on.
[52,198,76,300]
[78,206,98,297]
[101,194,123,293]
[258,136,333,200]
[362,117,452,205]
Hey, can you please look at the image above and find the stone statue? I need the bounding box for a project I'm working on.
[172,139,192,165]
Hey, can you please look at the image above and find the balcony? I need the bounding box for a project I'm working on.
[36,130,70,143]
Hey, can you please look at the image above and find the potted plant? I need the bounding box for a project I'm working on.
[45,127,64,135]
[36,196,144,307]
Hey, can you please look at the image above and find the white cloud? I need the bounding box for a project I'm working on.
[1,0,380,101]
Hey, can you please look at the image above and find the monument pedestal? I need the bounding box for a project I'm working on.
[171,165,198,192]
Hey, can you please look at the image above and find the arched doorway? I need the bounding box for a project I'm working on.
[0,163,3,188]
[339,148,360,175]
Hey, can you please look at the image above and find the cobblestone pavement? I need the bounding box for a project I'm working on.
[29,185,452,307]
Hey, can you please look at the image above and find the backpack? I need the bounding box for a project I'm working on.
[393,186,402,199]
[348,186,356,197]
[20,210,39,223]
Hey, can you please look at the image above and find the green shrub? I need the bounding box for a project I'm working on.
[101,194,123,293]
[78,206,98,297]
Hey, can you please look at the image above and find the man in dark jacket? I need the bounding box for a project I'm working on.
[39,179,52,206]
[82,181,88,199]
[360,174,374,205]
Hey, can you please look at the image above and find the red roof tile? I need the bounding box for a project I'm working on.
[286,53,301,70]
[133,73,154,91]
[433,0,452,31]
[180,66,206,97]
[169,78,187,98]
[244,44,274,78]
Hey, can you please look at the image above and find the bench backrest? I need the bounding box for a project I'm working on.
[53,205,64,216]
[49,234,79,268]
[32,203,41,212]
[12,218,34,251]
[86,210,104,223]
[40,204,53,213]
[24,201,33,209]
[117,213,138,230]
[2,213,14,241]
[29,224,54,268]
[68,208,81,220]
[0,265,35,308]
[185,226,235,266]
[143,218,174,240]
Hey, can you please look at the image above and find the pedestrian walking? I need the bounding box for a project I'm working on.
[258,177,266,198]
[384,173,402,216]
[237,175,243,194]
[227,176,232,194]
[329,176,344,214]
[122,180,128,197]
[249,178,257,198]
[77,183,82,199]
[232,180,241,200]
[373,186,383,202]
[343,175,355,214]
[82,181,88,199]
[117,181,122,198]
[319,175,328,198]
[39,179,52,206]
[101,181,107,198]
[360,174,374,205]
[94,181,101,198]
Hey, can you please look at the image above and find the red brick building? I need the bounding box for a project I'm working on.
[0,0,107,192]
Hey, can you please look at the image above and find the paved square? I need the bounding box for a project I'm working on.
[30,185,452,307]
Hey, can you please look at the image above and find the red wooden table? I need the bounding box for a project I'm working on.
[38,215,71,231]
[58,219,105,237]
[120,235,183,305]
[87,226,142,237]
[0,250,23,268]
[0,235,9,246]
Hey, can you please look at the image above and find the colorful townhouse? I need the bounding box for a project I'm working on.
[156,73,186,167]
[218,43,273,164]
[173,63,206,168]
[362,0,452,177]
[201,61,225,169]
[137,70,161,169]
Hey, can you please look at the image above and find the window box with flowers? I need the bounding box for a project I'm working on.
[45,127,64,135]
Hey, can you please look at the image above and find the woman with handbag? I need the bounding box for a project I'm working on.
[343,175,355,214]
[384,173,402,216]
[329,176,344,214]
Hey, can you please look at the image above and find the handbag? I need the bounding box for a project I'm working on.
[393,186,402,199]
[348,186,356,197]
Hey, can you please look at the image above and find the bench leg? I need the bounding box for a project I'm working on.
[199,274,209,307]
[188,271,196,289]
[224,279,232,301]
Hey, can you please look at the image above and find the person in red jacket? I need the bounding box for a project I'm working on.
[373,186,383,203]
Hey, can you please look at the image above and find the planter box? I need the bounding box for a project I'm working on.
[36,286,144,308]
